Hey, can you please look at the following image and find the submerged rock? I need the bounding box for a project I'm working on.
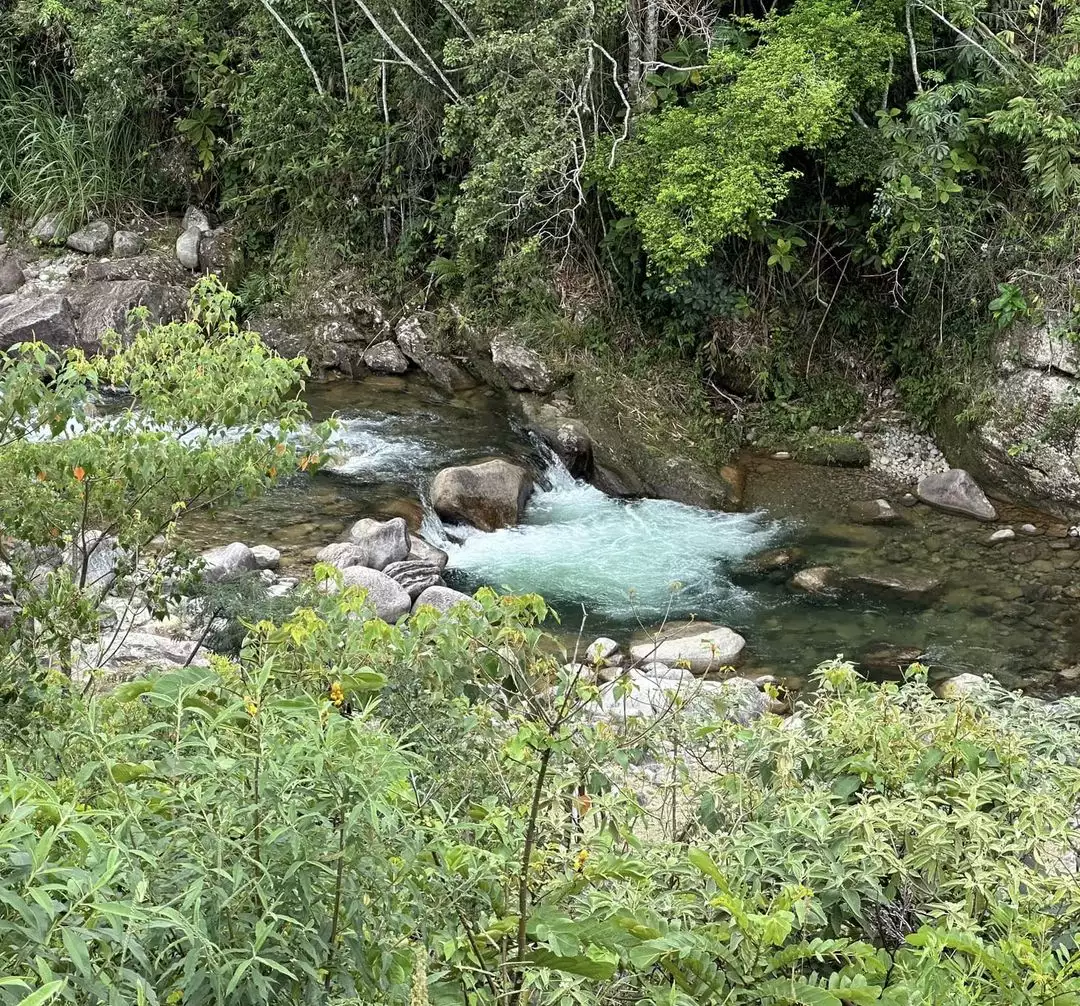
[431,459,533,532]
[848,498,901,525]
[413,584,479,613]
[917,469,997,521]
[789,566,839,595]
[629,624,746,674]
[347,517,410,570]
[730,547,805,583]
[66,220,114,255]
[841,569,944,603]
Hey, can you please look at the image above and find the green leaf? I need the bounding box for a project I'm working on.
[15,982,65,1006]
[831,775,862,798]
[109,762,154,784]
[60,929,92,978]
[526,949,617,980]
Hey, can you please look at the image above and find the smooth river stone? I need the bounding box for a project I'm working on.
[916,469,997,522]
[629,624,746,674]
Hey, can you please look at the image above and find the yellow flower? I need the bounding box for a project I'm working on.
[329,681,344,707]
[573,849,589,874]
[244,697,258,717]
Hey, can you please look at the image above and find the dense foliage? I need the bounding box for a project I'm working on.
[0,277,329,727]
[6,0,1080,424]
[3,588,1080,1004]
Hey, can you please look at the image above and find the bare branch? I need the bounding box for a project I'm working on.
[259,0,325,95]
[905,0,924,93]
[390,5,462,101]
[354,0,450,98]
[435,0,476,42]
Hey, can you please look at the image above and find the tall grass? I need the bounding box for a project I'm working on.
[0,62,151,229]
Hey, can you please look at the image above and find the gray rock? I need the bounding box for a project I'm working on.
[337,566,411,621]
[937,672,993,702]
[112,230,146,257]
[491,333,555,392]
[315,542,368,570]
[701,677,770,726]
[1016,324,1080,377]
[396,314,474,391]
[30,213,68,245]
[585,637,620,665]
[431,459,533,532]
[66,220,114,255]
[198,227,241,281]
[848,498,901,525]
[0,295,78,349]
[629,624,746,674]
[381,559,443,598]
[200,542,258,583]
[66,531,122,596]
[68,280,187,349]
[407,537,449,570]
[988,528,1016,543]
[251,545,281,570]
[521,399,593,477]
[183,206,212,234]
[77,631,208,672]
[730,547,805,583]
[841,570,944,603]
[413,585,479,614]
[347,517,410,570]
[789,566,839,594]
[1020,523,1038,535]
[773,451,792,460]
[362,340,410,374]
[917,469,997,521]
[0,224,5,244]
[0,256,24,295]
[176,227,202,270]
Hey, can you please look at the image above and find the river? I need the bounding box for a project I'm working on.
[182,374,1080,696]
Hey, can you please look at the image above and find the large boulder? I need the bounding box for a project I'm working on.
[200,542,258,583]
[66,220,114,255]
[76,631,208,674]
[413,585,479,613]
[381,559,443,598]
[629,624,746,674]
[396,314,474,391]
[198,227,243,283]
[362,340,410,374]
[315,542,369,569]
[730,547,805,584]
[67,280,187,349]
[430,460,533,532]
[337,566,411,622]
[916,469,997,521]
[789,566,839,594]
[592,669,767,724]
[0,295,78,349]
[490,333,555,392]
[347,517,410,570]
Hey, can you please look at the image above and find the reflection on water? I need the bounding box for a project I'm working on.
[183,374,1080,696]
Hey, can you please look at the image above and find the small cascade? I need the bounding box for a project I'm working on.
[443,450,783,623]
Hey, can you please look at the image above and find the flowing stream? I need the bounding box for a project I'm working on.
[184,375,1080,696]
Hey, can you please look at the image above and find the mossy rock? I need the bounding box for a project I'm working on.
[796,435,870,468]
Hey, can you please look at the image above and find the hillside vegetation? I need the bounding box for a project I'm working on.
[5,0,1080,425]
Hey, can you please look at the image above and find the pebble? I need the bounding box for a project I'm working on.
[773,451,792,460]
[866,422,949,486]
[989,528,1016,543]
[1019,523,1038,535]
[900,493,918,507]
